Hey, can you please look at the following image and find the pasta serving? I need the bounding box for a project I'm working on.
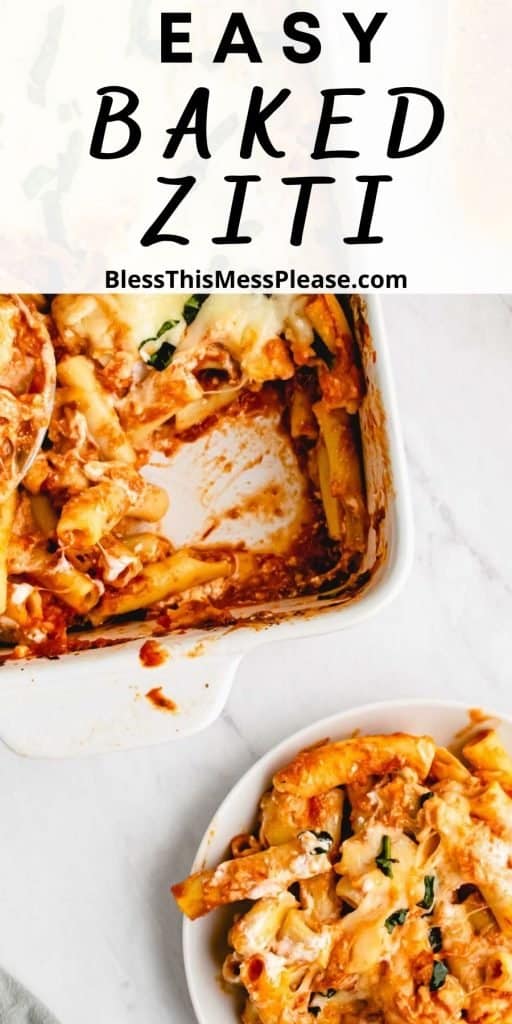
[0,294,54,502]
[0,292,371,658]
[173,727,512,1024]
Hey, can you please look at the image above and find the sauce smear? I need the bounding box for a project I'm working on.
[145,687,177,713]
[139,639,169,667]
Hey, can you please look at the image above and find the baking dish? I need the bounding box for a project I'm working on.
[0,296,412,757]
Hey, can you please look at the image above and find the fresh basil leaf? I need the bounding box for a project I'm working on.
[312,331,335,370]
[183,294,208,325]
[157,319,179,338]
[456,884,477,904]
[147,341,176,371]
[430,961,449,992]
[419,792,434,808]
[376,835,399,879]
[429,927,443,953]
[418,875,436,911]
[384,908,409,934]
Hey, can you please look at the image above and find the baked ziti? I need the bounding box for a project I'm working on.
[0,293,371,657]
[173,727,512,1024]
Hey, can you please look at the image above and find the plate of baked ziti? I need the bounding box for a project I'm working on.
[173,701,512,1024]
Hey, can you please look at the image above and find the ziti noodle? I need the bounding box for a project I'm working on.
[0,292,371,658]
[173,727,512,1024]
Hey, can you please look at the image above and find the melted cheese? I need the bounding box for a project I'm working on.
[179,295,310,366]
[53,294,192,359]
[9,583,34,606]
[109,294,191,348]
[100,550,136,584]
[54,293,315,389]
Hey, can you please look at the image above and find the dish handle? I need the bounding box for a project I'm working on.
[0,632,247,757]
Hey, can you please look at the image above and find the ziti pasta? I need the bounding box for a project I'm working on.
[0,292,372,658]
[173,728,512,1024]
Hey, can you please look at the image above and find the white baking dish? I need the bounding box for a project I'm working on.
[0,296,412,757]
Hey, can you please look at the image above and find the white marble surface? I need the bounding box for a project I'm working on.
[0,295,511,1023]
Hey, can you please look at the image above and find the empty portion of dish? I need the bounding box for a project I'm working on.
[173,728,512,1024]
[0,292,386,659]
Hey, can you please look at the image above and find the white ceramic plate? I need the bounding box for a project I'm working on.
[181,699,509,1024]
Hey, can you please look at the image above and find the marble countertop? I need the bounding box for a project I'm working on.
[0,295,511,1023]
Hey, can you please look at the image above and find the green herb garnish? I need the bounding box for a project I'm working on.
[429,927,443,953]
[312,331,335,370]
[430,961,449,992]
[419,792,434,808]
[376,836,399,879]
[146,341,176,371]
[183,294,208,325]
[418,875,436,911]
[156,319,179,338]
[138,319,179,371]
[456,884,477,904]
[384,908,409,934]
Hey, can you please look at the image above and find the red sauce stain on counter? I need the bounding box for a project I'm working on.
[145,687,178,713]
[139,639,169,667]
